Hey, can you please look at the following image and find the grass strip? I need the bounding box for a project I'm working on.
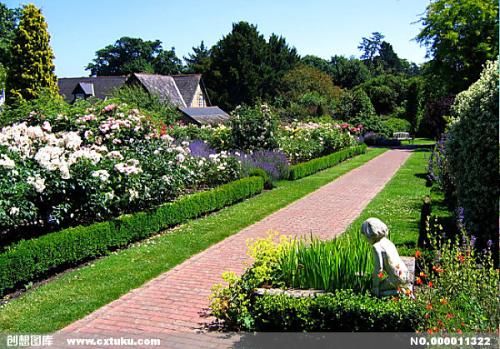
[341,149,431,257]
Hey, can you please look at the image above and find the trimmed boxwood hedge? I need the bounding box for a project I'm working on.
[251,290,421,331]
[0,176,264,296]
[288,144,367,180]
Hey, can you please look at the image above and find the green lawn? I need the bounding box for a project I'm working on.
[341,148,431,256]
[0,148,387,333]
[401,138,436,146]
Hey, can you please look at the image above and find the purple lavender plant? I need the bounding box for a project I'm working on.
[236,150,290,180]
[189,139,217,158]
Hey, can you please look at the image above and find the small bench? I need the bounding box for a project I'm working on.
[393,132,413,144]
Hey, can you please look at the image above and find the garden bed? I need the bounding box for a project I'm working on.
[0,176,264,296]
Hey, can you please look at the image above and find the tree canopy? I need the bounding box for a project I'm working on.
[184,41,211,74]
[416,0,499,94]
[204,21,299,110]
[0,3,19,67]
[86,37,183,76]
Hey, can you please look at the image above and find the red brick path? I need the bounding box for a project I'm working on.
[62,149,411,345]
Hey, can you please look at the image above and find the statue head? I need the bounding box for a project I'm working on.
[361,218,388,243]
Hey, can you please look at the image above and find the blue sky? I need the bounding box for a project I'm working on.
[5,0,431,77]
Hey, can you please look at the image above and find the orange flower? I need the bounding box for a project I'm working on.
[457,329,462,334]
[446,313,454,319]
[427,329,433,334]
[415,250,422,259]
[405,288,412,296]
[457,253,465,263]
[426,303,433,310]
[419,271,426,277]
[440,298,448,305]
[416,277,423,285]
[428,281,433,287]
[378,272,384,279]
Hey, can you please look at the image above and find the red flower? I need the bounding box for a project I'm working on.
[416,277,423,285]
[415,250,422,259]
[446,313,454,319]
[377,272,384,279]
[457,329,462,334]
[457,253,465,263]
[426,303,433,310]
[424,313,430,319]
[428,281,433,288]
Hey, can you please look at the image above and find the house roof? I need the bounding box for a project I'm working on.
[172,74,202,107]
[58,76,126,103]
[78,82,95,96]
[179,107,230,126]
[130,73,186,107]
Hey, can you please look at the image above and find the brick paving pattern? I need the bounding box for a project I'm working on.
[62,149,411,347]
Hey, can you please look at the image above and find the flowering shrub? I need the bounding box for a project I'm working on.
[414,229,499,334]
[0,100,241,242]
[230,104,279,151]
[237,150,290,181]
[278,122,356,163]
[445,60,499,256]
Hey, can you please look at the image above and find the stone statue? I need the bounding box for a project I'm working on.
[361,218,411,297]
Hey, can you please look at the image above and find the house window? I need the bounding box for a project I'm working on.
[198,94,204,107]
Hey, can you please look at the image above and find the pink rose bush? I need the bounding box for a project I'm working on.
[0,101,240,242]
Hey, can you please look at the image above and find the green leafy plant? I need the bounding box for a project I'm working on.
[278,233,373,293]
[415,229,499,334]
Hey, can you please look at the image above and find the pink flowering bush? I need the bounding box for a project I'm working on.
[0,100,240,244]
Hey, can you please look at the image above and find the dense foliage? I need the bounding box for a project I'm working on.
[204,22,299,110]
[86,37,183,76]
[445,60,499,259]
[416,0,499,94]
[5,4,58,105]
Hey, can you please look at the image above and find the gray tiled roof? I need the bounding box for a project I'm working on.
[172,74,201,106]
[179,107,230,125]
[58,76,126,103]
[131,73,186,107]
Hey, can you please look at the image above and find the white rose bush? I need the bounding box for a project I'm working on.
[0,101,241,241]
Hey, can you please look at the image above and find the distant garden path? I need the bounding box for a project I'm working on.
[63,149,411,342]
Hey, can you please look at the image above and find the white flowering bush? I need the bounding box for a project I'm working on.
[230,104,279,151]
[0,100,241,241]
[277,122,357,164]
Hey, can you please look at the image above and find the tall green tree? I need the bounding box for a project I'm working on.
[6,4,58,105]
[358,32,385,61]
[86,37,183,76]
[184,41,211,74]
[205,21,298,110]
[330,55,371,89]
[301,55,332,75]
[0,3,19,67]
[416,0,499,94]
[263,34,300,100]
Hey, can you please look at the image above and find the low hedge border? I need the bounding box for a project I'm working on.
[288,144,368,180]
[251,290,421,331]
[0,176,264,296]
